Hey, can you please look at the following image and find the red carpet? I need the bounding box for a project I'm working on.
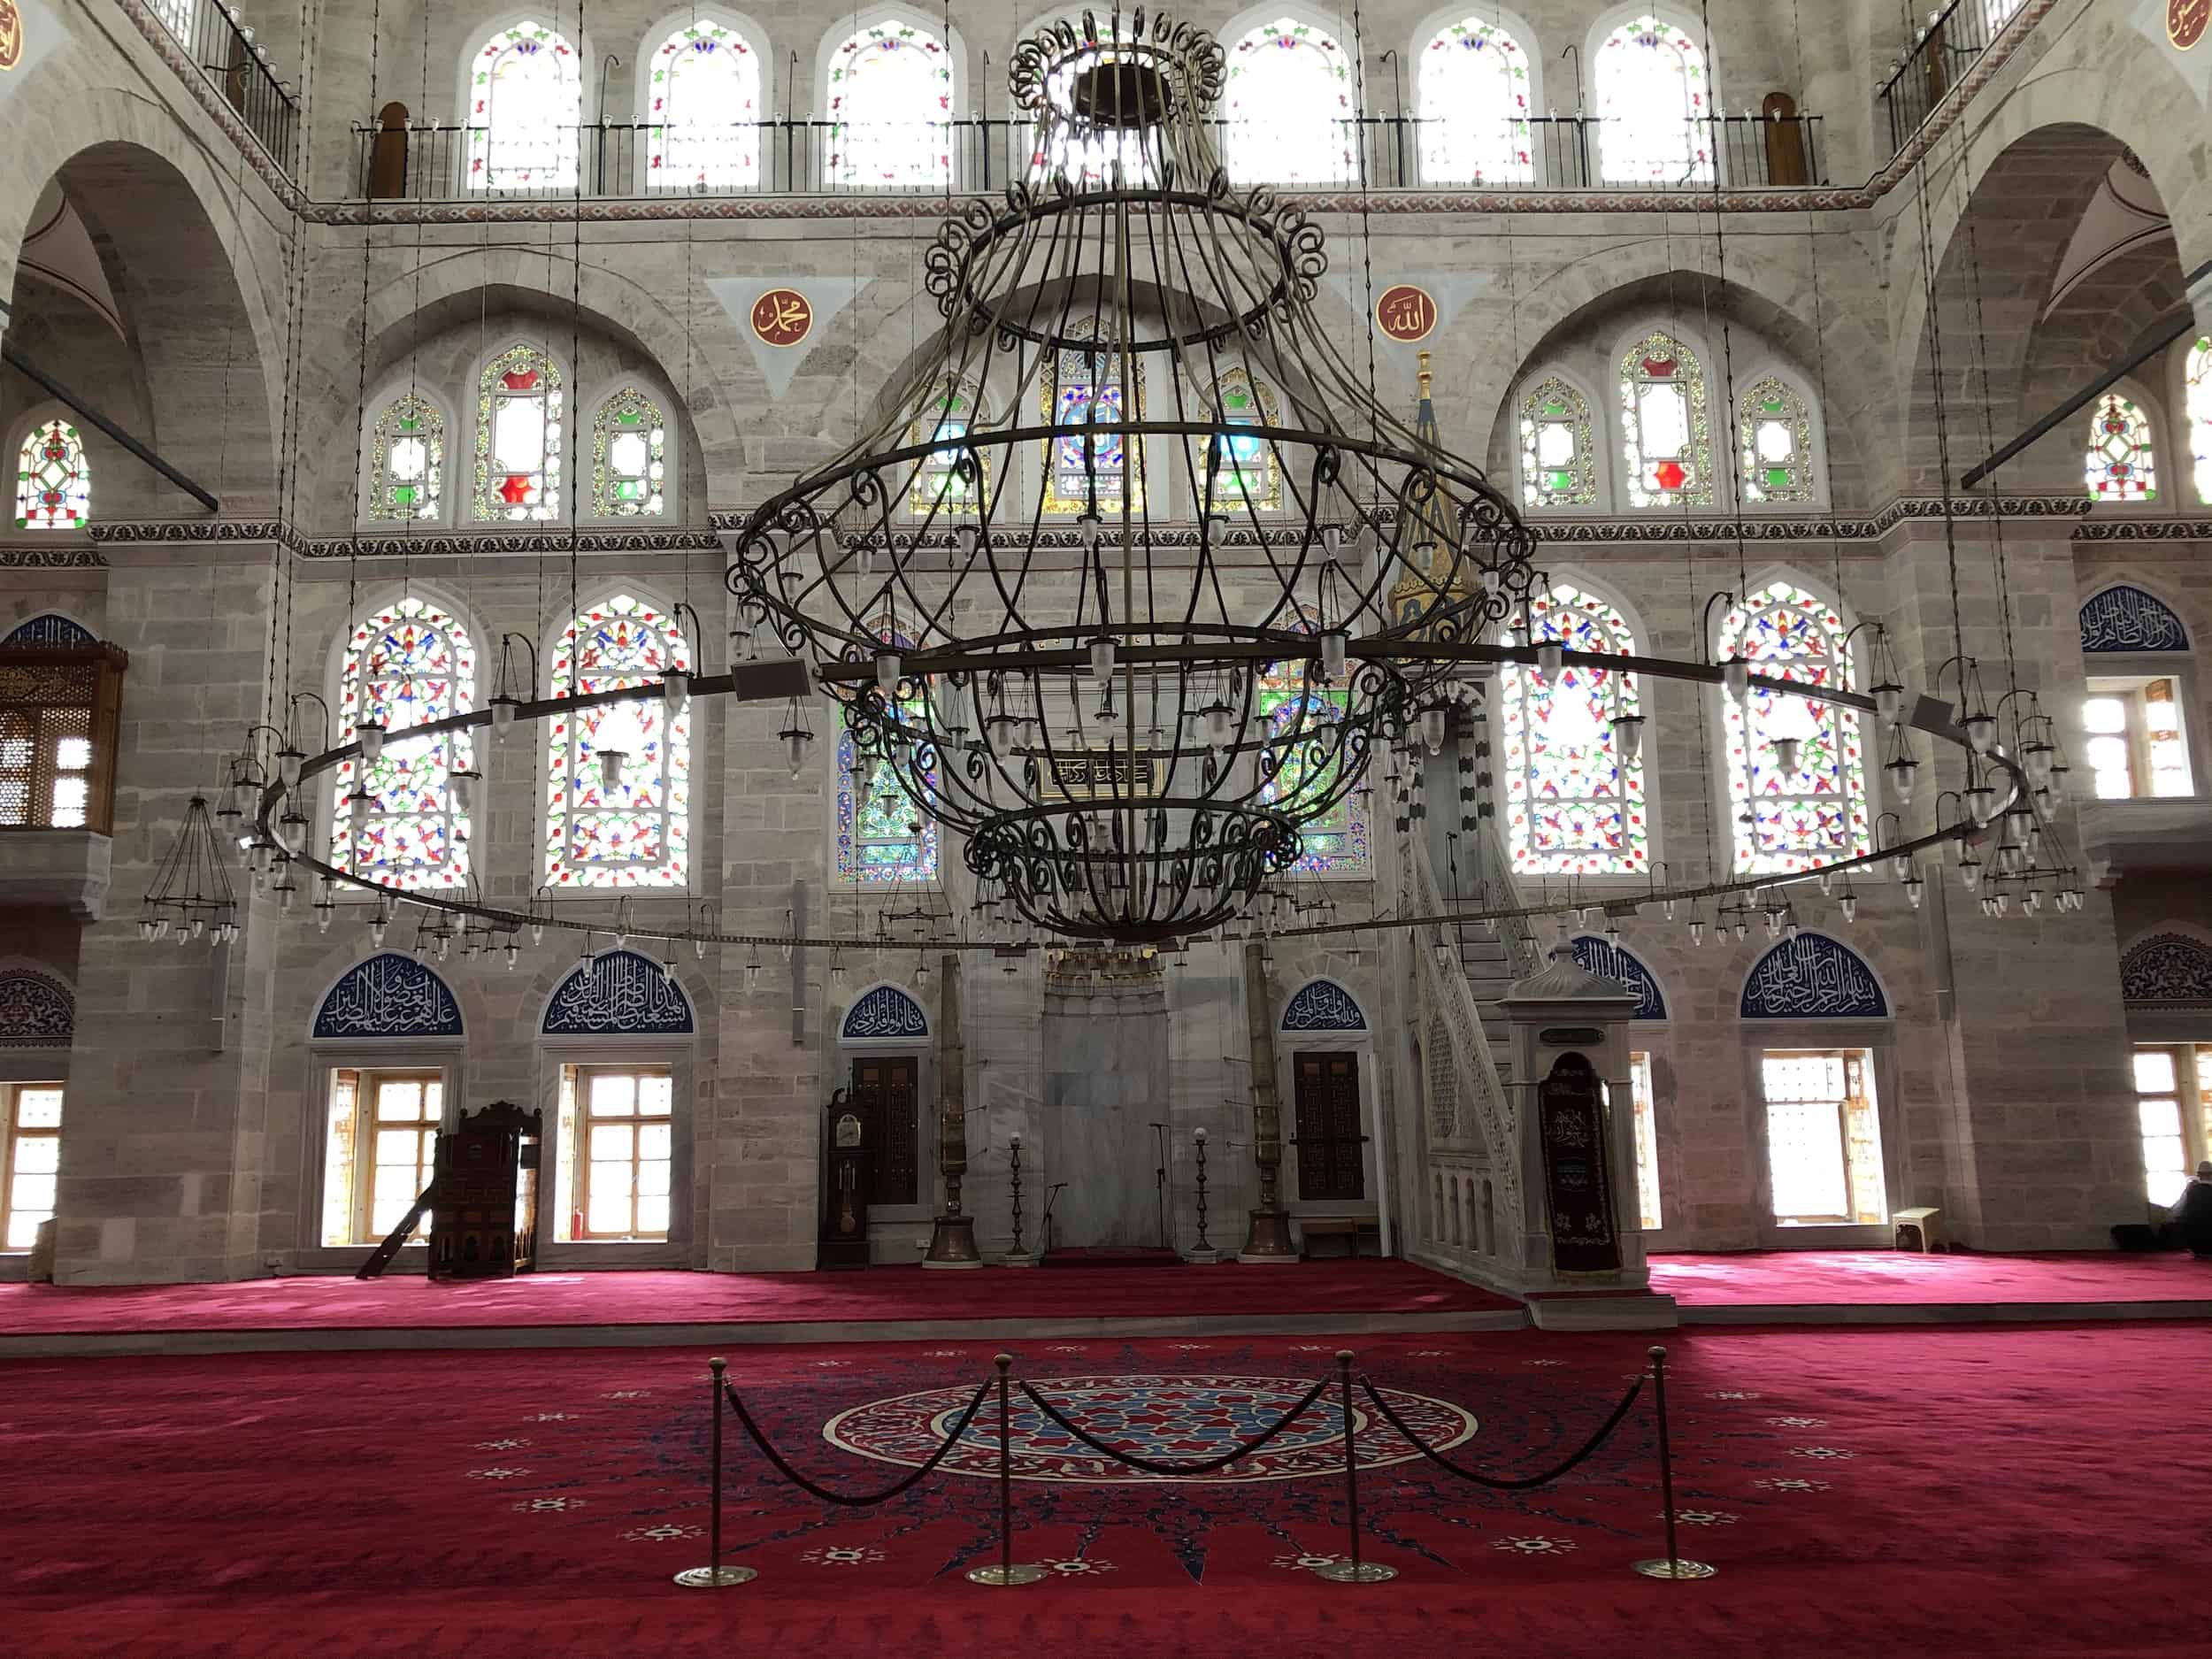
[0,1259,1513,1336]
[6,1324,2209,1655]
[1653,1248,2212,1308]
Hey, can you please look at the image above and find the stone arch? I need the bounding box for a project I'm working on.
[1740,933,1889,1020]
[542,949,698,1036]
[311,953,465,1041]
[840,981,931,1042]
[0,960,75,1048]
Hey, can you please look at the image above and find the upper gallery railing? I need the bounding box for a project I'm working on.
[1877,0,2024,157]
[350,112,1826,203]
[142,0,300,171]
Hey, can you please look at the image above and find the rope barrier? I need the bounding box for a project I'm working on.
[1017,1376,1333,1477]
[724,1377,992,1507]
[1358,1373,1645,1491]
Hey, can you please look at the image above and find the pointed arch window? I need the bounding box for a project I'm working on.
[1417,18,1535,185]
[545,595,692,888]
[1499,584,1647,875]
[474,344,565,521]
[2186,338,2212,506]
[1518,377,1598,510]
[1718,580,1870,875]
[1620,329,1712,508]
[826,22,952,190]
[646,19,761,191]
[1594,16,1711,185]
[465,21,583,193]
[1739,375,1817,505]
[2085,392,2157,503]
[14,420,89,531]
[365,393,446,522]
[1042,334,1143,516]
[1257,653,1370,876]
[907,380,990,518]
[590,388,667,518]
[1194,369,1282,513]
[1225,19,1356,186]
[332,597,477,890]
[835,628,940,886]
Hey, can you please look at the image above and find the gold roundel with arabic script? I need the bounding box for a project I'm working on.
[2172,0,2208,50]
[0,0,25,73]
[750,288,814,348]
[1375,284,1438,344]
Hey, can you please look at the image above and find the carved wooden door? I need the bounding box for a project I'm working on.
[849,1055,919,1209]
[1293,1051,1364,1202]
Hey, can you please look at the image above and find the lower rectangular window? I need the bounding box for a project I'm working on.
[1761,1049,1886,1225]
[2,1081,65,1250]
[2132,1044,2212,1208]
[1627,1052,1663,1230]
[557,1064,673,1241]
[322,1067,444,1247]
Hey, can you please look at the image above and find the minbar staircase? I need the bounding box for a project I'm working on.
[1453,920,1520,1085]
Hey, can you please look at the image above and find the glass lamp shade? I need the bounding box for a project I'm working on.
[356,722,385,763]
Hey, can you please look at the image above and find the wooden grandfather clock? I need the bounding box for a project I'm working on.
[820,1088,872,1269]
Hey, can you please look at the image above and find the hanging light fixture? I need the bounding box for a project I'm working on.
[140,794,241,947]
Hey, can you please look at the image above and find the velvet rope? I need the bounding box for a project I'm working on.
[1017,1376,1333,1476]
[724,1377,991,1507]
[1358,1373,1645,1491]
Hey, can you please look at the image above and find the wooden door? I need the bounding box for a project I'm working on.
[849,1055,919,1209]
[1293,1052,1364,1202]
[1761,93,1809,187]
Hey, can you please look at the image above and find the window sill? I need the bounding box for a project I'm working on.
[2078,797,2212,875]
[0,828,111,921]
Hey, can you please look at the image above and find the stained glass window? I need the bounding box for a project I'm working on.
[646,19,761,191]
[1739,375,1817,505]
[835,628,940,886]
[590,388,667,518]
[2085,392,2156,503]
[1499,584,1647,875]
[544,595,692,888]
[1718,580,1870,875]
[14,420,89,531]
[907,380,990,518]
[2187,338,2212,505]
[1194,369,1281,513]
[1257,654,1370,877]
[474,343,565,521]
[1027,23,1159,187]
[1417,18,1534,185]
[465,21,582,193]
[826,22,951,189]
[1620,329,1712,508]
[364,393,445,522]
[331,596,476,890]
[1595,16,1711,185]
[1517,377,1598,510]
[1041,334,1143,516]
[1225,19,1356,186]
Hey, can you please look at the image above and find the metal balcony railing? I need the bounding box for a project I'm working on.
[143,0,300,171]
[1878,0,2026,156]
[352,112,1825,204]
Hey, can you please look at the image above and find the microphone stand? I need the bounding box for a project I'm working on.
[1041,1182,1067,1261]
[1148,1122,1170,1251]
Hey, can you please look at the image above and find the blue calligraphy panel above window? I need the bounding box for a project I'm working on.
[313,953,465,1040]
[1740,934,1886,1019]
[2079,586,2188,653]
[543,949,695,1036]
[1568,937,1667,1021]
[2,614,96,648]
[841,984,928,1041]
[1281,979,1369,1033]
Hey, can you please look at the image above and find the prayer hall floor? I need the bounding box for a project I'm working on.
[1652,1247,2212,1324]
[5,1322,2207,1657]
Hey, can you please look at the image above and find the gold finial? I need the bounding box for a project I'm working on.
[1417,349,1433,400]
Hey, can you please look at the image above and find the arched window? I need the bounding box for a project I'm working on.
[1041,330,1143,516]
[1738,374,1817,505]
[2185,338,2211,505]
[1717,580,1870,875]
[1594,15,1710,185]
[2085,391,2157,503]
[474,343,565,521]
[1499,583,1647,874]
[1619,328,1712,508]
[1193,368,1282,513]
[544,595,692,888]
[465,21,583,193]
[363,392,446,523]
[1417,16,1535,185]
[835,627,940,886]
[906,379,991,519]
[1225,19,1356,186]
[645,19,762,191]
[1518,376,1599,510]
[14,419,89,531]
[826,21,952,190]
[589,387,668,518]
[1257,651,1371,876]
[331,596,477,891]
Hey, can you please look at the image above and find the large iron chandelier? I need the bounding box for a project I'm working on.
[725,8,1539,942]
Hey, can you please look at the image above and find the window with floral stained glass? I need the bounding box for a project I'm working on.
[1518,377,1598,510]
[1620,329,1712,508]
[1194,369,1282,513]
[1739,375,1816,505]
[14,420,89,531]
[331,596,477,891]
[1041,334,1143,516]
[474,343,565,521]
[835,629,940,886]
[1417,17,1535,185]
[364,392,446,522]
[1500,583,1647,874]
[1257,652,1370,876]
[826,22,951,189]
[907,380,990,518]
[2085,392,2156,503]
[1717,580,1870,875]
[1225,19,1356,186]
[646,19,761,191]
[465,21,582,193]
[544,595,692,888]
[590,388,667,518]
[1594,15,1710,185]
[2187,338,2212,506]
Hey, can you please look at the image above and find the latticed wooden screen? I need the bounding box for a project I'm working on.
[0,644,125,833]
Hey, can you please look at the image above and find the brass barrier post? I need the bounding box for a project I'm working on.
[1316,1350,1395,1584]
[675,1356,758,1588]
[1631,1345,1716,1581]
[967,1354,1045,1586]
